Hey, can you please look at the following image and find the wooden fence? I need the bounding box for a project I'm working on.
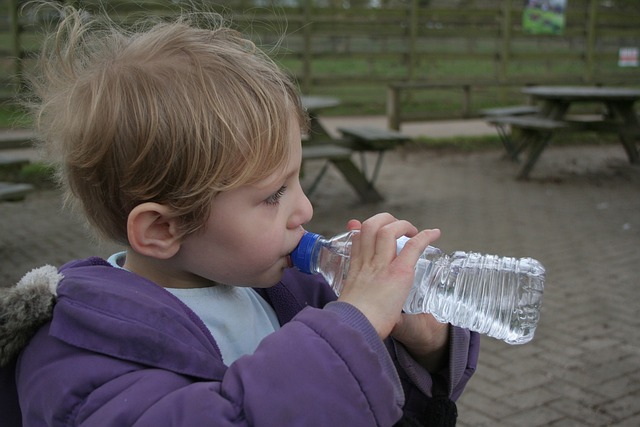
[2,0,639,119]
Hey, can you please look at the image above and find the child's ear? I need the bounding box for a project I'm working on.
[127,203,182,259]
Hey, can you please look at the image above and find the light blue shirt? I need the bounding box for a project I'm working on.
[107,252,281,364]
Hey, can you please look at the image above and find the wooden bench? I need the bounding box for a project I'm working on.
[486,115,568,130]
[337,126,410,186]
[338,126,411,150]
[0,157,34,202]
[302,144,352,161]
[0,182,34,202]
[302,143,385,202]
[483,106,543,160]
[302,144,352,196]
[0,157,30,169]
[300,126,409,202]
[485,115,568,179]
[485,115,567,162]
[480,105,541,117]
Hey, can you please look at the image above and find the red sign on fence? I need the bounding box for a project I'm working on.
[618,47,639,67]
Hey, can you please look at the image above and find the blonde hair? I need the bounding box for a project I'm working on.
[27,3,307,244]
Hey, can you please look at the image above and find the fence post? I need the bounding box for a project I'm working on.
[302,0,312,93]
[387,85,400,130]
[462,84,471,118]
[498,0,513,102]
[9,0,21,93]
[408,0,418,81]
[499,0,513,83]
[585,0,598,83]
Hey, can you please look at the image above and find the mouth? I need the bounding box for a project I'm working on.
[286,230,306,270]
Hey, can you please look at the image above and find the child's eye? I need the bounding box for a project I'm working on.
[264,186,287,206]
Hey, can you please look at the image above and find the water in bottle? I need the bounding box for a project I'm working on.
[290,230,545,344]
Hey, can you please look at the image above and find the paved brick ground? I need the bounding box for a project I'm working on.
[303,142,640,427]
[1,123,639,426]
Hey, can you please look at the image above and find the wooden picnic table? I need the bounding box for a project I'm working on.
[487,86,640,179]
[300,96,409,202]
[521,86,640,177]
[301,96,342,143]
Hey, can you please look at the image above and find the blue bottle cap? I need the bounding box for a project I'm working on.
[291,232,321,274]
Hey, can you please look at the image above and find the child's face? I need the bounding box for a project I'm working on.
[175,118,313,288]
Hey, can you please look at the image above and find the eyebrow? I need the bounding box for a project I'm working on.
[252,164,297,193]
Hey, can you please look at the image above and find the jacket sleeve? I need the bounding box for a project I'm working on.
[17,305,405,427]
[390,327,480,420]
[273,269,480,418]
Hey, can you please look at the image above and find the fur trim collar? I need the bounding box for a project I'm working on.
[0,265,63,366]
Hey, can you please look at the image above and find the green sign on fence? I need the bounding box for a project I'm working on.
[523,0,567,35]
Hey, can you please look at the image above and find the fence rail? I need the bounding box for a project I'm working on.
[2,0,639,118]
[386,76,636,129]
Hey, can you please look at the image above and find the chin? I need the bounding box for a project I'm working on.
[252,282,279,289]
[248,271,285,289]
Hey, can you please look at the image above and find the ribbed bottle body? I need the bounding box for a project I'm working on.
[398,237,544,344]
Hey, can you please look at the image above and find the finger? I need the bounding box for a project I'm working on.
[346,219,361,231]
[345,219,363,260]
[372,219,419,261]
[394,229,441,269]
[358,213,397,260]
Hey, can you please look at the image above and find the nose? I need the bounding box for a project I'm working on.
[288,185,313,229]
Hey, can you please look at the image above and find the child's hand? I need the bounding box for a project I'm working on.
[336,213,441,341]
[391,313,450,372]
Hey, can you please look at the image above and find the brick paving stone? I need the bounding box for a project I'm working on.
[600,391,640,421]
[548,397,616,426]
[457,409,496,427]
[501,405,565,426]
[0,191,121,286]
[2,125,639,426]
[611,411,640,427]
[599,373,640,400]
[457,389,520,420]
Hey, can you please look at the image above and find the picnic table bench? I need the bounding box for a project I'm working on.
[480,105,541,117]
[338,126,410,185]
[0,157,34,202]
[483,104,551,160]
[485,115,568,162]
[0,182,34,201]
[302,144,353,196]
[301,96,409,202]
[302,126,409,202]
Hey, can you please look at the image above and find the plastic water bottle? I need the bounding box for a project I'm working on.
[291,230,545,344]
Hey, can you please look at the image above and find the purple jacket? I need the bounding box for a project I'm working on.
[0,257,478,426]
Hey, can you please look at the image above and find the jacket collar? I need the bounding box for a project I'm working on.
[51,258,228,380]
[1,259,327,379]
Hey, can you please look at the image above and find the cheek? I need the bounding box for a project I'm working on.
[243,230,286,263]
[202,230,286,283]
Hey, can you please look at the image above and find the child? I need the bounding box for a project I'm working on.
[0,4,478,426]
